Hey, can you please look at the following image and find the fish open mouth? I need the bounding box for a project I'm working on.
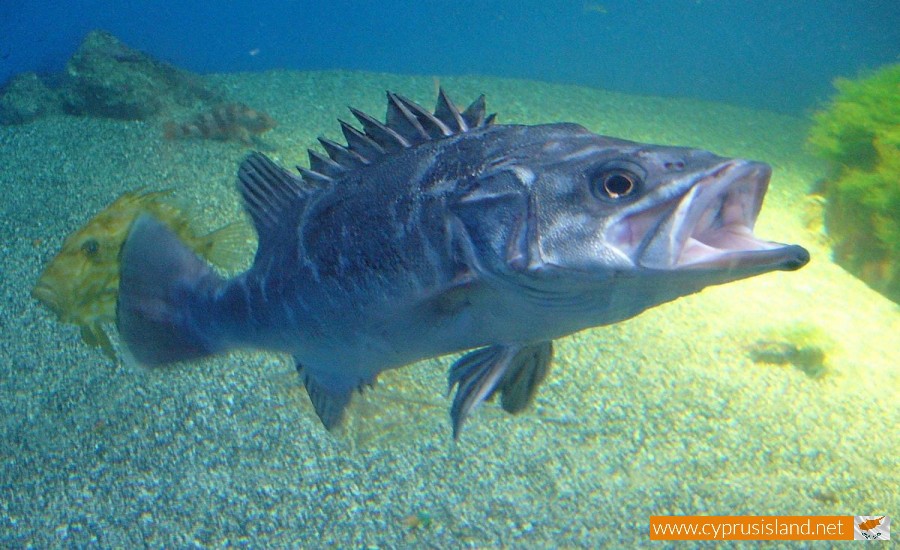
[635,160,809,272]
[32,282,63,316]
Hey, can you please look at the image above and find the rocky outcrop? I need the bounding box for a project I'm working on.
[0,72,60,125]
[0,30,222,125]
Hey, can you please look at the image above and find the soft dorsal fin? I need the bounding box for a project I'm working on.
[300,89,496,181]
[237,152,322,259]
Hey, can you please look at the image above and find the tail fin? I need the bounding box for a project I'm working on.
[117,214,226,366]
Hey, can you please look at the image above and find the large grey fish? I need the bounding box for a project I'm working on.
[117,90,809,436]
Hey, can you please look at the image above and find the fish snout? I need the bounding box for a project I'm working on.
[32,282,65,318]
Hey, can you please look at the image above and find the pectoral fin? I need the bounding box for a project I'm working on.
[79,322,116,360]
[447,341,552,438]
[498,341,552,415]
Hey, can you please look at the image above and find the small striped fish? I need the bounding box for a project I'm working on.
[163,102,275,144]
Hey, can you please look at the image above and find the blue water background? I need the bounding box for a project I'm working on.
[1,0,898,114]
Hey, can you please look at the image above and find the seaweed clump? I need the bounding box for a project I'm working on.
[807,64,900,304]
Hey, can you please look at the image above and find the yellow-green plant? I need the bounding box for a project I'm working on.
[808,64,900,170]
[807,64,900,303]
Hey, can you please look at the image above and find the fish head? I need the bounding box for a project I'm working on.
[493,123,809,322]
[32,226,122,323]
[31,191,163,324]
[234,105,277,134]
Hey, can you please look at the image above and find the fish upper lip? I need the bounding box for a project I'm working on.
[630,159,807,271]
[32,282,57,306]
[32,282,65,317]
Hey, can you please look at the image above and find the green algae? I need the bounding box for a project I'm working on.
[807,64,900,304]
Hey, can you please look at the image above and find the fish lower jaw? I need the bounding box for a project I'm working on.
[674,240,807,273]
[675,224,784,268]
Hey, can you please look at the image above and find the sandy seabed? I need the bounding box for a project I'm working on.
[1,70,897,547]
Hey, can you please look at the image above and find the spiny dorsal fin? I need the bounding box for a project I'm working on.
[310,89,495,176]
[307,149,345,178]
[435,88,468,132]
[386,92,430,144]
[393,93,453,138]
[318,137,368,168]
[296,166,332,185]
[461,94,488,128]
[339,120,384,162]
[350,107,410,153]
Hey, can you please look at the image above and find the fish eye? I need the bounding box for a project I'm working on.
[80,238,100,257]
[591,163,643,201]
[602,171,635,198]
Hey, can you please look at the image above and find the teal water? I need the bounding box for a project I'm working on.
[1,69,897,546]
[3,1,900,114]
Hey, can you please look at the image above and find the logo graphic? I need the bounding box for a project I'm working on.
[854,516,890,540]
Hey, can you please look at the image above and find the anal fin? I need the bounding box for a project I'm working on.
[447,341,553,438]
[296,360,357,430]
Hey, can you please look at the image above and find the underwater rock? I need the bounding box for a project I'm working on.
[0,72,61,125]
[807,64,900,304]
[749,340,827,378]
[60,30,219,120]
[1,30,273,134]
